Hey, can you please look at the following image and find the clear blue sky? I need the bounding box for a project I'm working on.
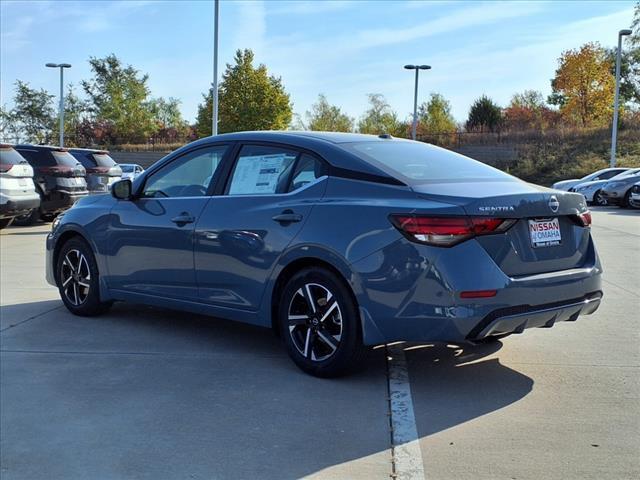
[0,0,636,125]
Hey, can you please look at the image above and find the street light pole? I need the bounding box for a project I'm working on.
[46,63,71,147]
[212,0,219,136]
[404,64,431,140]
[610,29,632,168]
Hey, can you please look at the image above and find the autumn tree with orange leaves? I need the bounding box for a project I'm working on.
[548,42,615,128]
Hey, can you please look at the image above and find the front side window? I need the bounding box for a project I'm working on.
[227,145,298,195]
[142,145,227,198]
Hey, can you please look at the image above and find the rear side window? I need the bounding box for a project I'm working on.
[344,141,515,184]
[227,145,298,195]
[0,147,27,165]
[288,154,326,192]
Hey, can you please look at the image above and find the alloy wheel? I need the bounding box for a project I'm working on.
[594,191,607,206]
[287,282,343,362]
[60,249,91,306]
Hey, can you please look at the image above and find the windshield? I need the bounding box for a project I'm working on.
[0,147,27,165]
[52,151,81,167]
[344,141,516,184]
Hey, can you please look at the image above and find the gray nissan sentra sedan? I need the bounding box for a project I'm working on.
[45,132,602,377]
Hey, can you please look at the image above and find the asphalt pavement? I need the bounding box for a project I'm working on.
[1,207,638,479]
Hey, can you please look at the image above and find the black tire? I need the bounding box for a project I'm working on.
[11,209,39,226]
[620,189,632,208]
[56,237,112,316]
[278,267,366,377]
[0,218,13,229]
[40,212,56,222]
[593,190,607,206]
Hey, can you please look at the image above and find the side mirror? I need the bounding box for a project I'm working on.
[112,179,132,200]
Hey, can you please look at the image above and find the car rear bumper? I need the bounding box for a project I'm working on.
[41,190,88,215]
[600,189,624,204]
[351,235,603,345]
[0,194,41,219]
[466,291,602,340]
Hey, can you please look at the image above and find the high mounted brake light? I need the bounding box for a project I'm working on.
[389,215,516,247]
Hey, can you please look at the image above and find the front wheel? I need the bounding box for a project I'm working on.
[278,268,366,377]
[56,237,112,316]
[620,190,632,208]
[593,190,607,206]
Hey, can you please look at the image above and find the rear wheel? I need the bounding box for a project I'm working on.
[56,238,112,316]
[12,209,39,226]
[620,189,632,208]
[278,267,365,377]
[0,218,13,229]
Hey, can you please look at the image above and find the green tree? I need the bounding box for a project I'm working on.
[51,85,90,147]
[82,54,157,143]
[606,2,640,106]
[357,94,406,136]
[304,94,353,132]
[10,80,56,144]
[147,96,189,141]
[416,93,456,135]
[548,43,615,127]
[466,95,502,132]
[0,105,19,143]
[196,49,293,137]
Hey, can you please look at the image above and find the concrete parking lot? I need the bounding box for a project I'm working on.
[1,207,639,480]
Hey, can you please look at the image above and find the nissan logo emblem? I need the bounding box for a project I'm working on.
[548,195,559,213]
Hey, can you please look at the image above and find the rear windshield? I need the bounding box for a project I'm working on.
[52,151,80,167]
[93,153,116,167]
[0,148,27,165]
[344,141,515,184]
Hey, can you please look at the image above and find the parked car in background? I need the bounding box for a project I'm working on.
[552,167,629,191]
[69,148,122,194]
[0,144,41,229]
[12,145,88,225]
[119,163,144,181]
[600,169,640,207]
[628,182,640,209]
[569,168,640,206]
[46,132,602,377]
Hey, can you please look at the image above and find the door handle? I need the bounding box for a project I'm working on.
[171,212,195,225]
[272,210,302,224]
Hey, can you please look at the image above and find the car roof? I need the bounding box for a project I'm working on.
[199,131,400,145]
[14,144,69,152]
[69,147,110,154]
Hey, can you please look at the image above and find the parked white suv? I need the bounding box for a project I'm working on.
[0,144,41,229]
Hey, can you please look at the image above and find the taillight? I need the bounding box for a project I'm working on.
[389,215,516,247]
[572,211,592,227]
[0,163,12,173]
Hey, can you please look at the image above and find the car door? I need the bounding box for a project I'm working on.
[106,144,229,300]
[194,144,328,311]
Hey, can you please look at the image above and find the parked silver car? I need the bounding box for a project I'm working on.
[570,168,640,206]
[0,144,40,229]
[552,167,629,191]
[600,169,640,207]
[119,163,144,181]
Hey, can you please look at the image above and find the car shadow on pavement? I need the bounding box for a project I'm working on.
[404,342,534,437]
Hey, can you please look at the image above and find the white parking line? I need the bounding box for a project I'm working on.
[387,343,426,480]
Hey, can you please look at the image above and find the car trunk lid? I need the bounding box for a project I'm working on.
[412,180,592,276]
